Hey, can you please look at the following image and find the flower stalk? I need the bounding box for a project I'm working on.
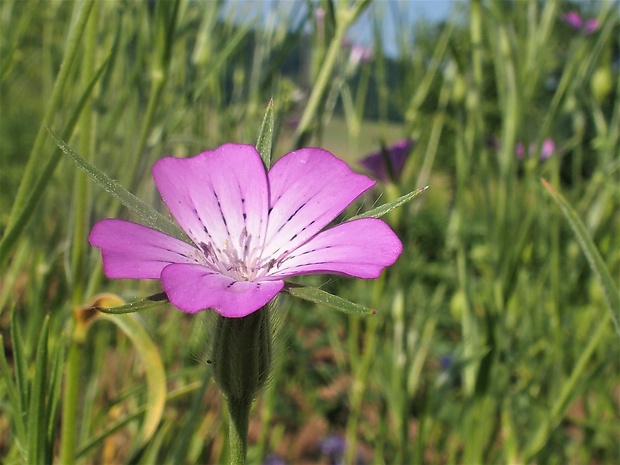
[212,308,272,464]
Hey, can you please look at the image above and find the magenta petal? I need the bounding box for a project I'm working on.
[160,264,284,317]
[152,144,269,252]
[263,148,375,259]
[267,218,402,279]
[564,11,583,29]
[89,219,201,279]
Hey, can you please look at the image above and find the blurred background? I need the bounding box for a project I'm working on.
[1,0,619,464]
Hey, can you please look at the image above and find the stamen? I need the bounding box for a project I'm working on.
[198,229,278,281]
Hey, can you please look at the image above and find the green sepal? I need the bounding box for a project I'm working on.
[47,128,188,243]
[283,283,375,316]
[349,186,428,220]
[92,293,169,314]
[256,99,275,169]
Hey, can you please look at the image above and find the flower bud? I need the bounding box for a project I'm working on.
[591,66,613,103]
[212,307,272,402]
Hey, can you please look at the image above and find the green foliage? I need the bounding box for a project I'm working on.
[1,0,619,464]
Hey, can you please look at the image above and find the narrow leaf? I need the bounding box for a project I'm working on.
[0,334,27,450]
[97,313,167,446]
[283,283,375,315]
[349,186,428,220]
[27,316,50,465]
[256,99,275,169]
[0,53,113,269]
[47,128,187,242]
[541,179,620,335]
[93,293,169,314]
[10,310,29,427]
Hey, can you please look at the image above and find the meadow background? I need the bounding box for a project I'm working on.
[1,0,619,464]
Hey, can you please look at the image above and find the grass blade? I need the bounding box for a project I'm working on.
[27,316,50,465]
[0,52,112,269]
[283,283,375,315]
[97,313,167,447]
[7,0,95,228]
[541,179,620,335]
[0,334,27,454]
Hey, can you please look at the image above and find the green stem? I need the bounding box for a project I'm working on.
[293,0,371,148]
[59,329,85,465]
[228,396,252,465]
[523,312,611,460]
[71,0,98,303]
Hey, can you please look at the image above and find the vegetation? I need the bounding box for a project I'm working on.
[1,0,618,463]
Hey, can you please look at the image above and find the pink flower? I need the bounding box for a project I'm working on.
[349,44,373,65]
[360,139,414,182]
[515,138,556,160]
[540,138,555,160]
[515,142,526,159]
[564,11,584,29]
[89,144,402,318]
[584,18,600,35]
[563,11,599,34]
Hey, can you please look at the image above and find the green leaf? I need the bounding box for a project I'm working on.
[47,128,187,242]
[256,99,275,169]
[541,179,620,335]
[93,293,169,314]
[349,186,428,220]
[96,313,167,447]
[283,283,375,316]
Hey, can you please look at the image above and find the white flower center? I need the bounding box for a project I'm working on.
[198,228,288,281]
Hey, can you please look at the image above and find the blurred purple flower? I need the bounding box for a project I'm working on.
[440,355,454,372]
[515,142,526,160]
[320,435,347,457]
[263,453,287,465]
[563,11,599,34]
[360,139,415,182]
[90,144,402,318]
[320,435,367,465]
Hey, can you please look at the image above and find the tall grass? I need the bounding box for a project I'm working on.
[1,0,619,464]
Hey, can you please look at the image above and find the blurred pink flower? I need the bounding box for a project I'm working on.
[515,138,556,160]
[584,18,600,35]
[563,11,599,34]
[540,138,556,160]
[315,7,325,33]
[349,43,373,65]
[90,144,402,318]
[360,139,414,182]
[564,11,583,29]
[515,142,526,159]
